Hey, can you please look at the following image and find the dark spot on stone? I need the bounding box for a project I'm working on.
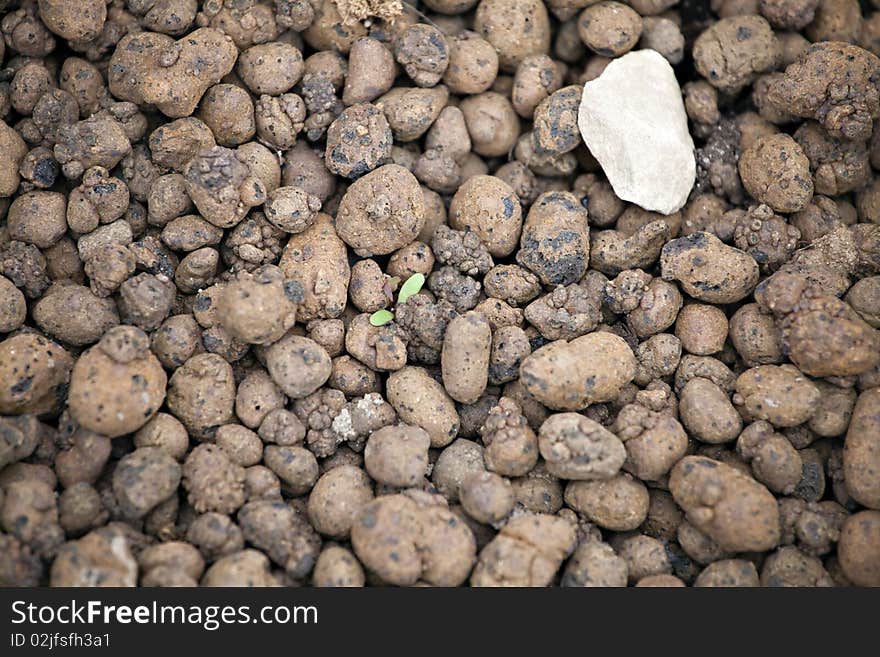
[33,158,58,186]
[348,160,369,178]
[284,280,305,303]
[10,377,33,395]
[663,232,710,257]
[794,461,823,502]
[93,183,116,195]
[503,196,515,218]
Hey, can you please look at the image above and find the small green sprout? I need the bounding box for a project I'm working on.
[369,272,425,326]
[397,272,425,304]
[369,309,394,326]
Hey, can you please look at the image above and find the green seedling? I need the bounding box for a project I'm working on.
[369,309,395,326]
[369,273,425,326]
[397,272,425,304]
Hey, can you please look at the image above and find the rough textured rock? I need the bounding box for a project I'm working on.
[578,50,695,215]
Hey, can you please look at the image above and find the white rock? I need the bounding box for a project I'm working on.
[578,49,695,215]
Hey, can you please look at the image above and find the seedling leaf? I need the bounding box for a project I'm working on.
[369,309,394,326]
[397,273,425,305]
